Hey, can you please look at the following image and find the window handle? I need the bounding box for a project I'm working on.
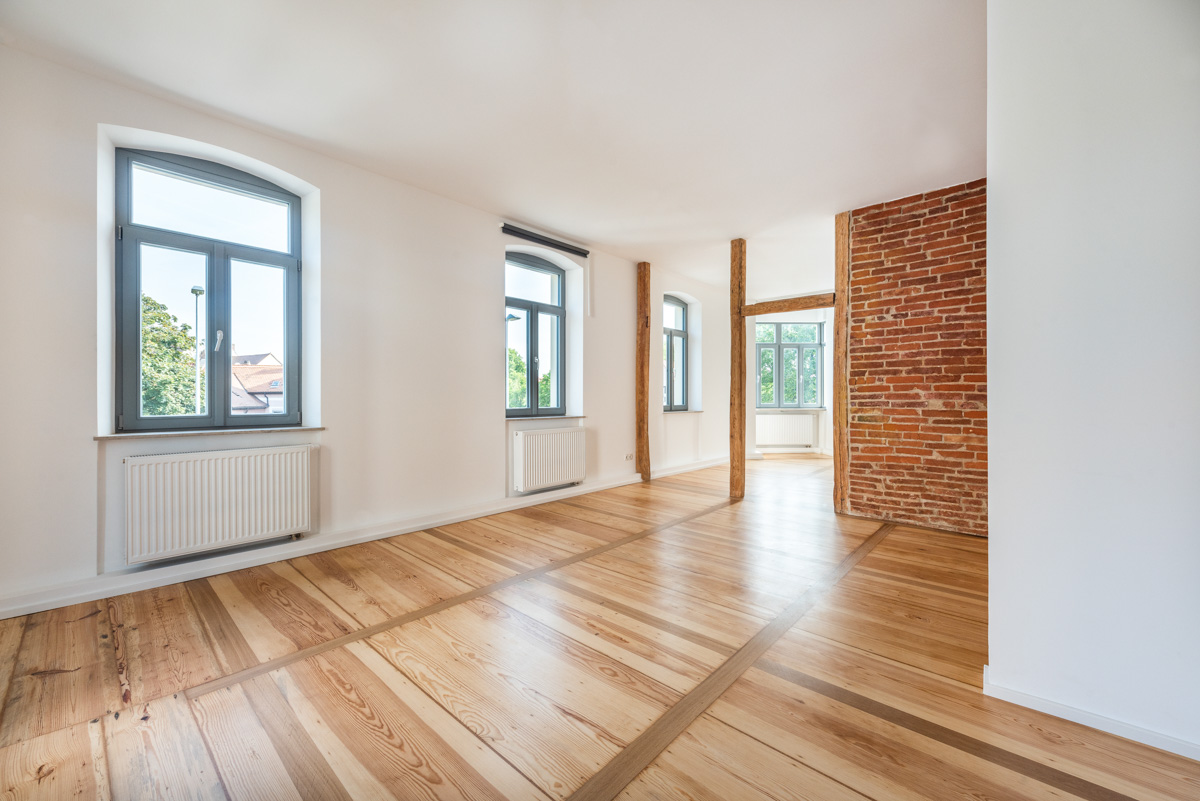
[214,330,224,352]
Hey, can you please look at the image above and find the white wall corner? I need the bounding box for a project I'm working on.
[650,456,729,480]
[982,667,1200,762]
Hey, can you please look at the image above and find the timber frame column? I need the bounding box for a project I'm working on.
[833,212,851,512]
[635,261,651,481]
[729,239,747,499]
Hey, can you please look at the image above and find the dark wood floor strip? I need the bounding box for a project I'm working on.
[184,499,733,700]
[564,523,894,801]
[753,658,1139,801]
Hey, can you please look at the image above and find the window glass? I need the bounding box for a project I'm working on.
[803,348,820,405]
[138,243,209,418]
[782,323,819,343]
[663,333,670,405]
[505,262,560,305]
[782,347,799,405]
[537,312,560,408]
[230,259,287,415]
[132,162,290,253]
[506,308,530,409]
[664,301,683,329]
[756,323,775,343]
[672,334,685,406]
[758,348,775,405]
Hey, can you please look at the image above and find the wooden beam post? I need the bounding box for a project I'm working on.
[730,239,747,499]
[833,212,851,513]
[635,261,651,481]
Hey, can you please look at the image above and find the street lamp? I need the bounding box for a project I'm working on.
[191,285,204,414]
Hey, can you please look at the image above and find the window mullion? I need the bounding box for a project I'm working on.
[212,244,229,427]
[771,344,781,408]
[664,328,673,409]
[554,305,565,413]
[680,331,687,410]
[529,301,540,414]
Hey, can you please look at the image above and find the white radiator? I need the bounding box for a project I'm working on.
[512,428,586,493]
[125,445,313,564]
[756,413,818,447]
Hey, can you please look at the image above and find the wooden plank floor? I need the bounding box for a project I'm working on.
[2,456,1198,799]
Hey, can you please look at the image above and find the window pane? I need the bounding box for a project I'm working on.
[538,312,560,408]
[506,307,529,409]
[139,243,208,418]
[505,262,559,305]
[758,348,775,405]
[782,323,819,343]
[663,332,670,405]
[803,348,820,405]
[132,163,290,253]
[229,260,287,415]
[782,347,799,405]
[663,301,683,330]
[756,323,775,343]
[672,334,685,407]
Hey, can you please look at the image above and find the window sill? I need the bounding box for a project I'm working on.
[505,415,586,422]
[755,408,826,414]
[95,426,325,442]
[663,409,703,414]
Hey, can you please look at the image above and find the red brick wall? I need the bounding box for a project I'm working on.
[846,179,987,536]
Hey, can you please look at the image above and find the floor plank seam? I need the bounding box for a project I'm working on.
[0,615,29,738]
[699,713,877,801]
[751,658,1141,801]
[183,499,734,701]
[562,523,895,801]
[530,574,736,658]
[357,629,561,801]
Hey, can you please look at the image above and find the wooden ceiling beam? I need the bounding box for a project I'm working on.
[741,291,836,317]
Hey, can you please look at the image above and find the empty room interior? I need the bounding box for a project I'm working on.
[1,1,1198,798]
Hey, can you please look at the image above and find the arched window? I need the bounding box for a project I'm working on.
[114,149,302,430]
[505,253,565,416]
[663,295,688,411]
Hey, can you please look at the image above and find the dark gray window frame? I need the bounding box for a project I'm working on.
[505,253,566,417]
[115,148,302,431]
[755,322,825,410]
[663,295,688,411]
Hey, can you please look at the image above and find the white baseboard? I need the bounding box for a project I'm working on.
[758,446,820,453]
[650,456,729,479]
[982,666,1200,761]
[0,473,642,620]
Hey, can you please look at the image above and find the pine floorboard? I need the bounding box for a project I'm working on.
[1,455,1198,800]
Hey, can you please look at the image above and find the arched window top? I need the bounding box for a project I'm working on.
[663,294,687,332]
[505,252,565,308]
[118,149,301,256]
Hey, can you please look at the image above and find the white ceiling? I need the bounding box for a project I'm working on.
[0,0,985,292]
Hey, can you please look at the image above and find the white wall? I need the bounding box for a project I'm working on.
[0,44,660,610]
[648,265,730,475]
[988,0,1200,755]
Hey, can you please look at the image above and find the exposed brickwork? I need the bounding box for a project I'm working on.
[847,179,987,536]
